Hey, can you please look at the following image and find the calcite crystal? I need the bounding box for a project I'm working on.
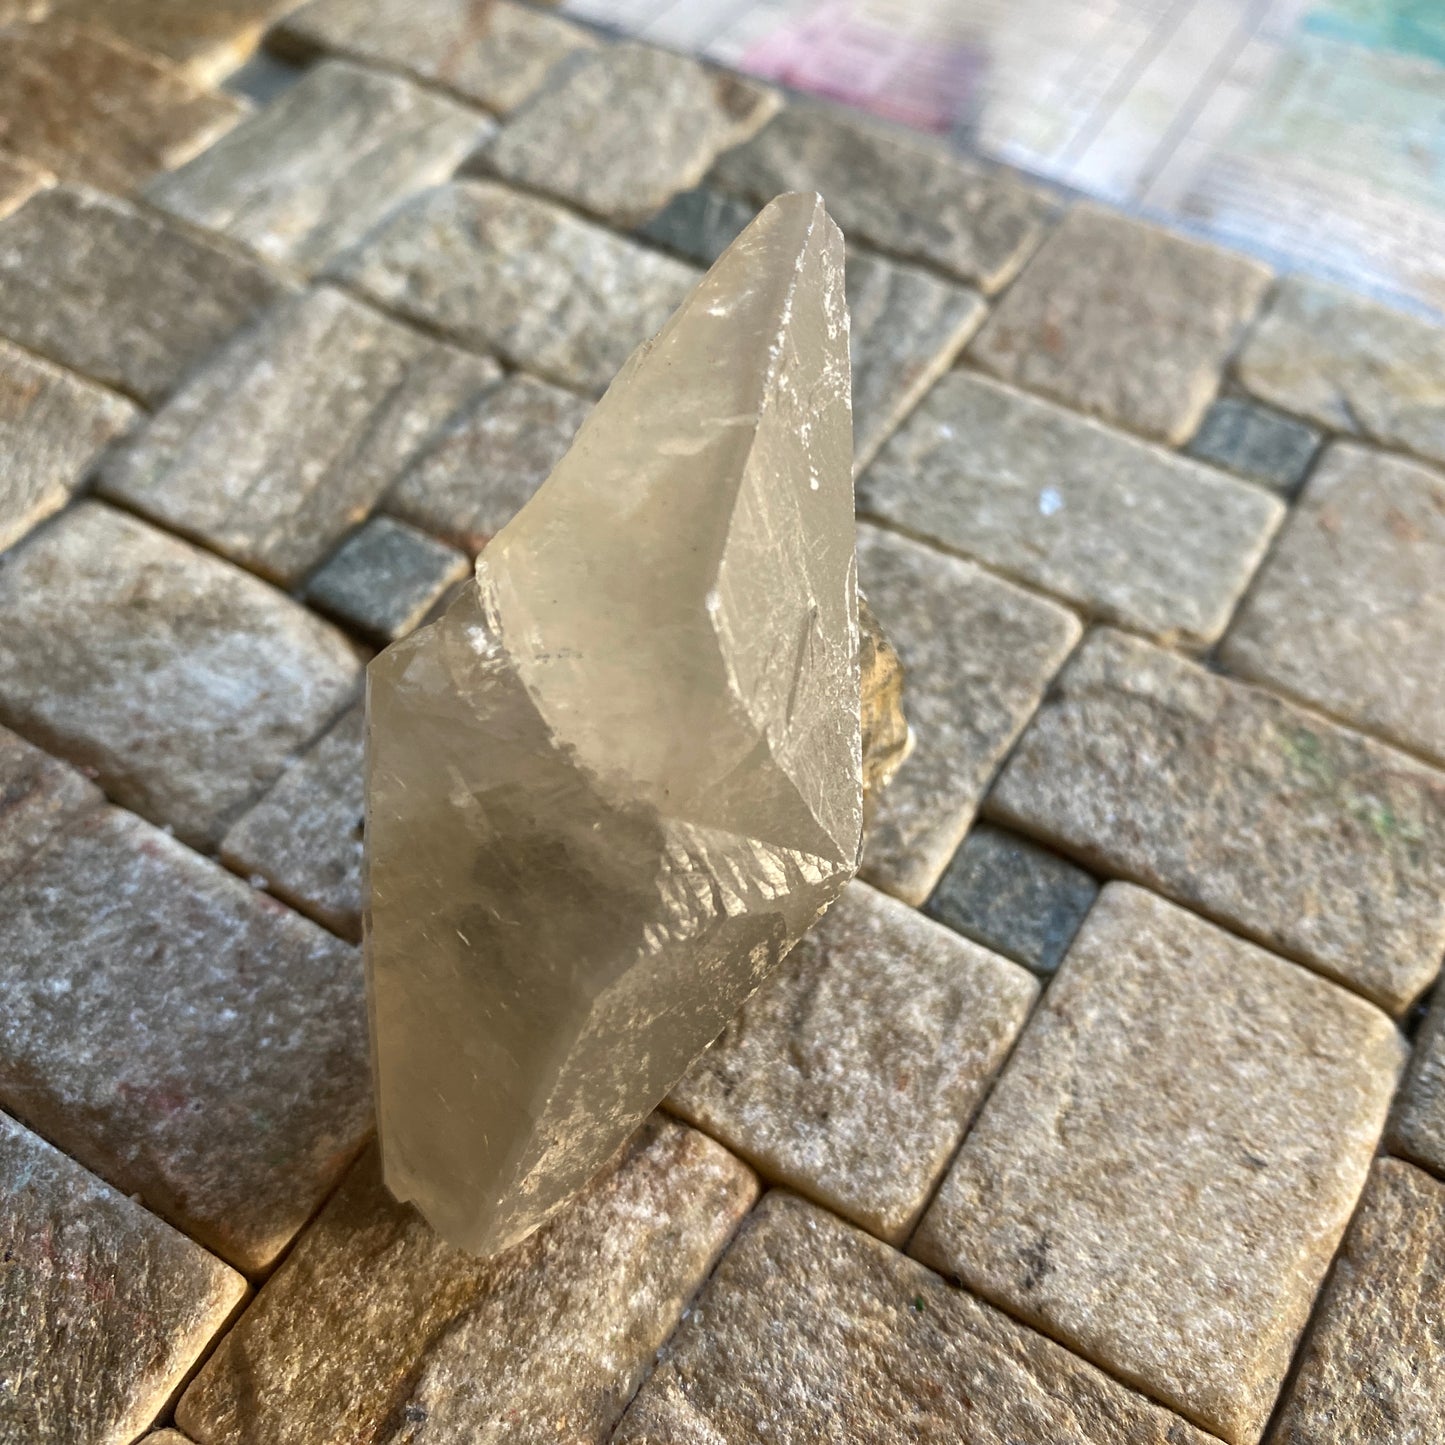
[366,192,862,1254]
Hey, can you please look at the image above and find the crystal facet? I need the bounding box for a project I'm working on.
[365,192,861,1255]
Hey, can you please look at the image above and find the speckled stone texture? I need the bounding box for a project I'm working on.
[858,522,1081,905]
[1389,987,1445,1178]
[147,60,493,274]
[1236,276,1445,468]
[913,884,1405,1445]
[477,42,778,226]
[858,371,1283,647]
[0,337,138,551]
[329,180,700,392]
[0,725,100,887]
[0,503,361,849]
[384,372,591,552]
[1221,443,1445,767]
[970,205,1271,443]
[304,516,469,643]
[669,881,1036,1243]
[711,102,1053,292]
[0,1110,245,1445]
[100,286,501,586]
[988,628,1445,1016]
[926,823,1099,976]
[637,184,755,265]
[272,0,597,114]
[0,805,371,1272]
[1186,395,1321,494]
[1270,1160,1445,1444]
[178,1118,756,1445]
[614,1191,1213,1445]
[0,20,244,193]
[0,184,289,405]
[221,706,364,940]
[0,151,53,215]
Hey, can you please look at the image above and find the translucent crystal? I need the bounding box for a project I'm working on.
[365,192,861,1255]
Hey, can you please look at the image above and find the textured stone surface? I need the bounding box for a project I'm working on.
[330,180,700,392]
[1270,1159,1445,1444]
[0,805,371,1272]
[366,194,859,1256]
[0,503,362,849]
[848,249,985,471]
[0,337,138,552]
[0,725,100,887]
[305,516,469,643]
[989,628,1445,1016]
[859,371,1283,647]
[711,102,1053,292]
[0,1111,245,1445]
[926,822,1099,976]
[637,183,755,265]
[177,1118,756,1445]
[0,151,52,216]
[384,372,591,552]
[148,60,492,274]
[970,205,1271,443]
[857,596,910,813]
[101,286,501,586]
[0,21,244,193]
[1389,986,1445,1178]
[1236,276,1445,468]
[669,881,1035,1243]
[272,0,598,114]
[1186,395,1321,494]
[913,884,1405,1445]
[1221,443,1445,766]
[478,42,777,226]
[614,1191,1214,1445]
[0,184,289,405]
[858,522,1081,906]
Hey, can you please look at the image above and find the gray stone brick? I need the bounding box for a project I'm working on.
[0,724,101,888]
[635,183,755,265]
[1185,395,1321,494]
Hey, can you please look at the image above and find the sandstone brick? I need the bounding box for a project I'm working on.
[858,522,1081,905]
[1185,395,1321,495]
[177,1118,756,1445]
[913,883,1405,1445]
[0,503,362,849]
[0,724,100,887]
[147,60,492,274]
[100,286,501,585]
[0,1110,245,1445]
[1388,986,1445,1179]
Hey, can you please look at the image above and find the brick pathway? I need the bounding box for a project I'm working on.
[1,6,1443,1444]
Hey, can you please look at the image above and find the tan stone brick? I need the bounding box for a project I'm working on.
[0,724,100,887]
[0,151,52,216]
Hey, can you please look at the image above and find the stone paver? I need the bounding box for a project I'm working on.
[0,337,138,552]
[0,1110,245,1445]
[0,805,371,1273]
[304,516,469,643]
[970,205,1271,443]
[0,724,100,888]
[1269,1159,1445,1445]
[669,881,1036,1243]
[614,1190,1214,1445]
[711,102,1053,292]
[477,42,778,226]
[177,1118,756,1445]
[0,20,245,194]
[857,522,1082,907]
[329,180,700,393]
[0,184,290,405]
[0,152,51,216]
[147,60,492,274]
[1186,395,1322,494]
[272,0,598,114]
[926,822,1099,976]
[1221,443,1445,767]
[859,371,1283,647]
[100,286,501,586]
[1236,276,1445,469]
[989,628,1445,1016]
[636,183,755,265]
[221,706,364,940]
[0,503,362,849]
[384,371,591,552]
[912,883,1405,1445]
[1388,986,1445,1179]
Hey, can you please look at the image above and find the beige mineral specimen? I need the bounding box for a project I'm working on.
[366,192,862,1255]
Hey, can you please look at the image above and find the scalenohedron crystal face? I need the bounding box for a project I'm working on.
[365,192,860,1255]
